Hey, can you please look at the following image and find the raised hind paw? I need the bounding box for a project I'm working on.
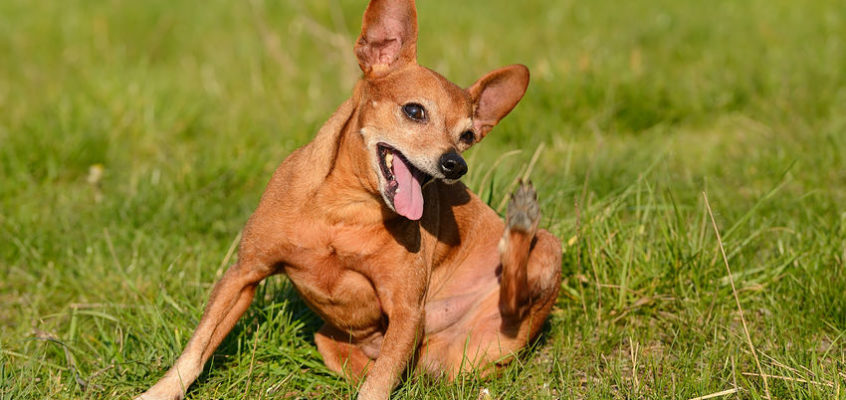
[499,180,542,319]
[506,180,540,234]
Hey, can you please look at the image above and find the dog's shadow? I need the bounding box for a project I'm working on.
[190,276,329,394]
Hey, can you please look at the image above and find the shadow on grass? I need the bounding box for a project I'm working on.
[188,275,326,396]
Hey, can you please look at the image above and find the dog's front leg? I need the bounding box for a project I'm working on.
[356,273,425,400]
[136,261,276,400]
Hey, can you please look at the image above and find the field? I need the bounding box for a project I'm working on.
[1,0,845,398]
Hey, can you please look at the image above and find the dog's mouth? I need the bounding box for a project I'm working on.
[377,143,433,221]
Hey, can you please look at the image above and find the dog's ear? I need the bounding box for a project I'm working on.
[468,65,530,140]
[355,0,418,78]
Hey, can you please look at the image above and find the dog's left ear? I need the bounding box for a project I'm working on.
[355,0,418,78]
[468,64,530,140]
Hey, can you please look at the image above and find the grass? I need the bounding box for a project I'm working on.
[1,0,845,398]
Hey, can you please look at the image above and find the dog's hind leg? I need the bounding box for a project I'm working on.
[136,261,275,400]
[315,324,373,382]
[499,181,561,327]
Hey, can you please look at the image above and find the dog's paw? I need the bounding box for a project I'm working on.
[506,180,540,233]
[134,385,185,400]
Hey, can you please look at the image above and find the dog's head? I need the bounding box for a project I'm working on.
[353,0,529,221]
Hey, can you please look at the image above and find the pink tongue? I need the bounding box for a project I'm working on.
[391,152,424,220]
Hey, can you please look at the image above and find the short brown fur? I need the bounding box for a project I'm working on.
[137,1,561,399]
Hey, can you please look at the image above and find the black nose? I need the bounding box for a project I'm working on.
[439,151,467,180]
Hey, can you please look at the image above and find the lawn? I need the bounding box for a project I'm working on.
[1,0,845,399]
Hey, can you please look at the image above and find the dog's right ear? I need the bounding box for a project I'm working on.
[355,0,418,78]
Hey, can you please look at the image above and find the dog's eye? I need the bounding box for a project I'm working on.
[402,103,427,122]
[460,130,475,144]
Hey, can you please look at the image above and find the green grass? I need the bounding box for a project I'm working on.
[1,0,845,398]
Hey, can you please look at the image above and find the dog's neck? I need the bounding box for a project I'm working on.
[305,88,396,225]
[325,111,380,197]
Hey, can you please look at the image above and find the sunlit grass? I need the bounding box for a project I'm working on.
[1,0,844,398]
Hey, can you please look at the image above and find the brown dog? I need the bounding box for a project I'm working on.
[137,1,561,399]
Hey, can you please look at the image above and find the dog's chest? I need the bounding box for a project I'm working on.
[285,222,393,265]
[281,221,423,332]
[281,214,425,270]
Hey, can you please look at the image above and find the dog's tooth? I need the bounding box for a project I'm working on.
[385,153,393,169]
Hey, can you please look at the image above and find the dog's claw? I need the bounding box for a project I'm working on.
[506,180,540,233]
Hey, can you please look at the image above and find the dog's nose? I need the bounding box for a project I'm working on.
[439,151,467,180]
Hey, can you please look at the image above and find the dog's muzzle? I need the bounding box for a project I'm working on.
[439,151,467,180]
